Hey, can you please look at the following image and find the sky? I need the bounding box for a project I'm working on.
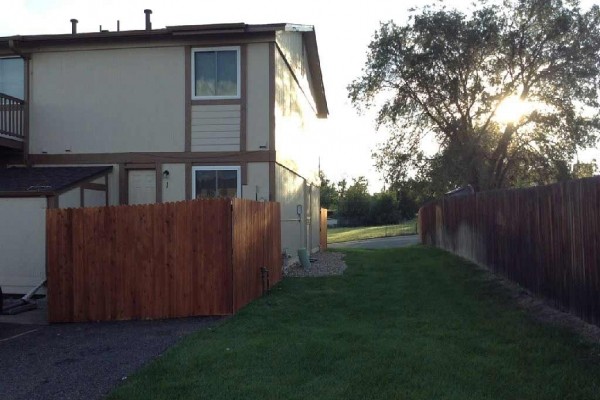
[1,0,598,192]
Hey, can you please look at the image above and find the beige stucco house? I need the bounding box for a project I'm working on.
[0,15,327,293]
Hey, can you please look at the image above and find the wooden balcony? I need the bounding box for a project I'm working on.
[0,92,26,151]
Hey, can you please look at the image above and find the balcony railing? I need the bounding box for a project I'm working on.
[0,92,25,140]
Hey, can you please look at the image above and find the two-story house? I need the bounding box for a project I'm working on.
[0,12,327,293]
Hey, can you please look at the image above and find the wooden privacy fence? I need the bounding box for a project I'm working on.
[47,198,281,323]
[419,176,600,326]
[320,208,328,250]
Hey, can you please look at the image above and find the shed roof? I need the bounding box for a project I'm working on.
[0,166,112,196]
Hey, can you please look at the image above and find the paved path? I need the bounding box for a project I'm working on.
[0,316,220,400]
[328,234,419,249]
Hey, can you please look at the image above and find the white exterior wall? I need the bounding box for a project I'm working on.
[276,164,306,263]
[276,32,317,111]
[107,165,119,205]
[58,188,80,208]
[191,105,241,151]
[162,163,186,203]
[274,42,320,185]
[242,162,270,201]
[0,197,47,294]
[29,46,185,154]
[83,189,106,207]
[246,43,270,150]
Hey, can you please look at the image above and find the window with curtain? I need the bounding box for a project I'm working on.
[192,47,240,99]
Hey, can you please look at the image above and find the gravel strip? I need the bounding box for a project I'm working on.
[0,316,220,400]
[283,251,348,277]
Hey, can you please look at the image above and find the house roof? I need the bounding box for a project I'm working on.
[0,22,328,117]
[0,166,112,196]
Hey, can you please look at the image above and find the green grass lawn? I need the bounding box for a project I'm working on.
[108,247,600,400]
[328,220,417,243]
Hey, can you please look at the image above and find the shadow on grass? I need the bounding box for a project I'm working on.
[108,246,600,400]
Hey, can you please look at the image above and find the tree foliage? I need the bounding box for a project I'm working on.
[337,176,371,220]
[319,173,409,226]
[349,0,600,191]
[319,171,339,209]
[368,192,400,225]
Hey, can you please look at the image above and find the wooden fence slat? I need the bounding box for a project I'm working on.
[47,198,281,323]
[320,208,328,250]
[418,176,600,326]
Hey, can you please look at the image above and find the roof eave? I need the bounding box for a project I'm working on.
[303,30,329,118]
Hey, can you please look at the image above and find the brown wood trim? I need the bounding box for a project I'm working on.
[240,44,248,152]
[185,162,192,200]
[191,99,241,106]
[47,195,58,208]
[10,31,277,52]
[29,150,276,165]
[0,191,54,198]
[241,161,248,185]
[156,162,162,203]
[185,45,192,152]
[269,42,276,151]
[80,186,84,207]
[302,31,329,117]
[124,163,156,170]
[191,161,245,167]
[118,163,127,205]
[81,183,107,191]
[269,161,276,202]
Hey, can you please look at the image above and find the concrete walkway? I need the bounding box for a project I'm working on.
[328,234,419,249]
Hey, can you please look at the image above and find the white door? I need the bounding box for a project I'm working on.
[128,170,156,205]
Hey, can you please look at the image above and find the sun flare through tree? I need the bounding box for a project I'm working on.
[349,0,600,192]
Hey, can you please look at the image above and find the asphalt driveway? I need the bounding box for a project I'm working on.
[328,234,419,249]
[0,316,220,400]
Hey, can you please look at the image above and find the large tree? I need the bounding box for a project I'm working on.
[319,171,339,209]
[349,0,600,191]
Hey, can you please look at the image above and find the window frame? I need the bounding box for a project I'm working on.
[191,46,241,100]
[191,165,242,199]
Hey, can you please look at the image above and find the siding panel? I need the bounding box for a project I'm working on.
[191,104,241,152]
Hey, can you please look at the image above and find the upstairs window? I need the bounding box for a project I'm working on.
[192,47,240,99]
[0,57,24,99]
